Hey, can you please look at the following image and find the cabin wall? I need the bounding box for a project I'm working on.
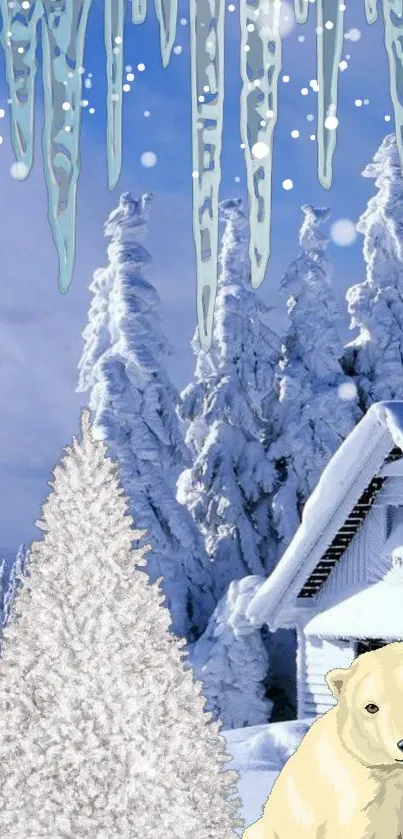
[368,480,403,582]
[375,476,403,504]
[297,631,355,718]
[314,507,383,608]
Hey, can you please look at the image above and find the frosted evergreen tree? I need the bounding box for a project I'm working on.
[269,205,361,551]
[343,134,403,409]
[178,199,280,604]
[77,192,214,641]
[0,557,5,626]
[0,411,243,839]
[2,544,30,628]
[188,575,272,729]
[76,213,119,394]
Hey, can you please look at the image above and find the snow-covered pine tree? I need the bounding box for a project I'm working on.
[0,557,5,626]
[0,410,243,839]
[178,198,280,604]
[343,133,403,409]
[188,575,272,729]
[269,205,361,552]
[2,543,30,628]
[77,192,214,642]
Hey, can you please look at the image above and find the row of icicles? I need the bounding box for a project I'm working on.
[0,0,400,350]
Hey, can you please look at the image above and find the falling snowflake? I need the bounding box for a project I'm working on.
[140,151,158,168]
[330,218,357,247]
[345,28,361,42]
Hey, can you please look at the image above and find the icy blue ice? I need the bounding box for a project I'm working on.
[105,0,125,191]
[316,0,345,189]
[240,0,281,290]
[293,0,309,25]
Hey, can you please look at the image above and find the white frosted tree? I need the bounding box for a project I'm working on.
[0,557,5,625]
[77,192,214,642]
[343,133,403,409]
[178,198,280,604]
[0,410,243,839]
[188,575,272,729]
[269,205,361,552]
[2,544,30,628]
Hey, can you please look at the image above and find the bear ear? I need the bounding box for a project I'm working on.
[325,667,349,699]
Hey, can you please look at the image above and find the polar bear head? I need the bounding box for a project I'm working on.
[326,642,403,768]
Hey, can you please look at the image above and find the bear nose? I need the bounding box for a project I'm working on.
[397,740,403,752]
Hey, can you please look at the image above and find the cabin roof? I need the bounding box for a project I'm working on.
[246,402,403,632]
[303,579,403,640]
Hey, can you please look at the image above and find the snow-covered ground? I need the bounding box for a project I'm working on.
[224,718,315,829]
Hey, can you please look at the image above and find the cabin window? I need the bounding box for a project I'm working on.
[355,639,387,657]
[385,505,403,539]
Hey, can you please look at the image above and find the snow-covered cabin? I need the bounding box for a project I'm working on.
[247,401,403,719]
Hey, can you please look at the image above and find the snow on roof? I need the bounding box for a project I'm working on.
[246,402,403,631]
[303,580,403,641]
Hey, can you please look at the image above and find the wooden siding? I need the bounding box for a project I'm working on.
[298,634,355,718]
[374,477,403,504]
[367,505,394,583]
[380,458,403,477]
[315,506,383,605]
[296,628,306,719]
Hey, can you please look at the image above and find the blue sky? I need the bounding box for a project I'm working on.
[0,0,393,553]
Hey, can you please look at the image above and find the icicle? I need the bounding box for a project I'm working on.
[240,0,282,290]
[317,0,345,189]
[382,1,403,176]
[132,0,147,24]
[155,0,178,67]
[41,0,93,293]
[0,0,44,175]
[294,0,309,24]
[105,0,125,190]
[365,0,378,24]
[190,0,225,351]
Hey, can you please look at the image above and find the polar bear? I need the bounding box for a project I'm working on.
[242,642,403,839]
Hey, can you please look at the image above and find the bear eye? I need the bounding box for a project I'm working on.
[365,703,379,714]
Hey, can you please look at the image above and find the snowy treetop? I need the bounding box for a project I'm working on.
[298,204,330,253]
[344,133,403,410]
[361,133,402,184]
[105,191,153,239]
[78,194,214,641]
[355,132,403,269]
[280,204,333,300]
[269,201,360,559]
[178,197,281,595]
